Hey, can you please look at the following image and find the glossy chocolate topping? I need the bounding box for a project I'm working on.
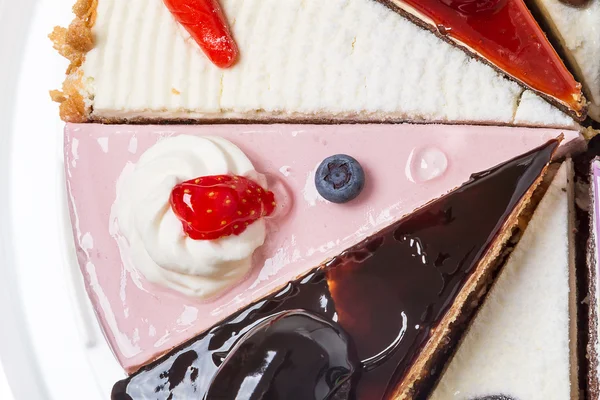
[207,310,359,399]
[112,141,556,400]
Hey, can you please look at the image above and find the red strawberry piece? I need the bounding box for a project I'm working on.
[170,175,276,240]
[163,0,239,68]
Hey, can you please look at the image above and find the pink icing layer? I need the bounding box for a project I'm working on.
[64,123,581,373]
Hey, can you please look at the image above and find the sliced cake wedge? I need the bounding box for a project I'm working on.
[110,139,557,399]
[51,0,580,127]
[375,0,586,119]
[431,161,578,400]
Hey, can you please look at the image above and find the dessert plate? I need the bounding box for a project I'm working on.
[0,0,122,399]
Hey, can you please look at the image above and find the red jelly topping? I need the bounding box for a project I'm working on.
[170,175,276,240]
[401,0,583,116]
[163,0,239,68]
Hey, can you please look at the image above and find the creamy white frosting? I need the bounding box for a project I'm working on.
[115,135,268,299]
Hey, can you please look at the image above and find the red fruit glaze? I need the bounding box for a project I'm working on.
[400,0,583,116]
[163,0,239,68]
[170,175,276,240]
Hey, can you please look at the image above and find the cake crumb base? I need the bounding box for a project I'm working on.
[49,0,97,123]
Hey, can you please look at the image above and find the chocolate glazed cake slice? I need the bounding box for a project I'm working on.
[111,140,558,400]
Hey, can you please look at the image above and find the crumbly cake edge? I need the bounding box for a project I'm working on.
[49,0,97,123]
[390,147,556,399]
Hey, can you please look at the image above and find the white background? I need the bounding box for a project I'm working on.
[0,363,14,399]
[0,0,122,398]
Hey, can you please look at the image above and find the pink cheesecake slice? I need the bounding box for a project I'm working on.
[64,123,583,373]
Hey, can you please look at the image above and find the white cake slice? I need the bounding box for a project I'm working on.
[430,161,578,400]
[528,0,600,122]
[50,0,577,128]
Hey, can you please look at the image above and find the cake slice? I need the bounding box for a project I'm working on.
[430,161,578,400]
[375,0,585,119]
[526,0,600,122]
[110,139,557,400]
[64,124,581,374]
[50,0,580,127]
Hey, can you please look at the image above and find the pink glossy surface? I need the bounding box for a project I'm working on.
[64,123,581,373]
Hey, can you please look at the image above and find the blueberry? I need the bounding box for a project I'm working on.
[315,154,365,204]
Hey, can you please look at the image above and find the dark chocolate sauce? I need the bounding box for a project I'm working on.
[206,311,359,400]
[112,141,556,400]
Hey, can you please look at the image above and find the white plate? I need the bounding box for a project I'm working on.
[0,0,123,398]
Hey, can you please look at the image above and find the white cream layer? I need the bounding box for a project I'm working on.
[80,0,576,127]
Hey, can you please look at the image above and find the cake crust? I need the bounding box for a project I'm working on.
[588,158,600,399]
[51,0,584,126]
[49,0,97,123]
[568,161,580,400]
[87,115,577,129]
[526,0,600,122]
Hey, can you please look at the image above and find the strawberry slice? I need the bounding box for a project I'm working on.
[170,175,276,240]
[163,0,239,68]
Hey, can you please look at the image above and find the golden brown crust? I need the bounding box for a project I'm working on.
[86,114,582,130]
[564,160,579,400]
[389,158,553,399]
[49,0,97,123]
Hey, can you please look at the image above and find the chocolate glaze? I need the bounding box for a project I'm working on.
[112,141,556,400]
[207,310,359,400]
